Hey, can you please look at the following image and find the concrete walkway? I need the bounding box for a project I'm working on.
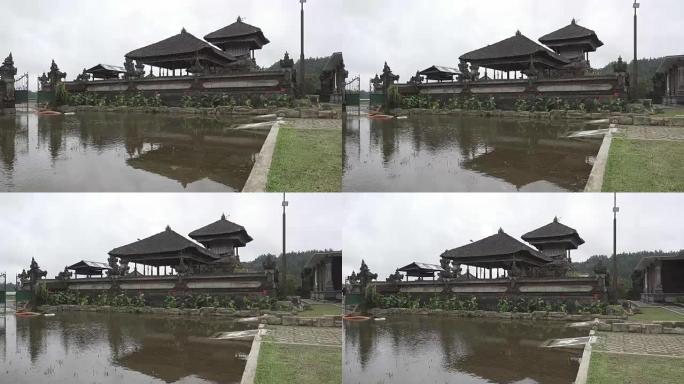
[615,125,684,141]
[263,325,341,347]
[594,332,684,357]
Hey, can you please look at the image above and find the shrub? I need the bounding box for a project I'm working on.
[387,85,402,109]
[54,83,70,107]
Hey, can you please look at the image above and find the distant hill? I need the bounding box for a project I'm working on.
[596,57,664,98]
[269,56,332,95]
[572,250,683,297]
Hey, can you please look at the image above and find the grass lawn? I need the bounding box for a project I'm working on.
[587,352,684,384]
[266,124,342,192]
[298,303,341,317]
[255,342,341,384]
[656,107,684,118]
[629,307,684,322]
[602,138,684,192]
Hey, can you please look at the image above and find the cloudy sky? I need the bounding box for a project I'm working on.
[5,0,681,90]
[0,193,343,280]
[342,193,684,279]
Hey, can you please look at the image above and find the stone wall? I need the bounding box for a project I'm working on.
[368,307,626,323]
[397,75,625,109]
[43,273,275,305]
[63,70,294,107]
[371,277,606,309]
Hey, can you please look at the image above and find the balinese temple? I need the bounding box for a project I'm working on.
[441,228,551,279]
[320,52,347,103]
[655,55,684,106]
[397,262,445,281]
[188,214,253,265]
[538,19,604,67]
[459,31,569,77]
[109,225,219,276]
[521,217,585,264]
[85,64,126,80]
[204,16,270,61]
[419,65,461,82]
[125,28,236,75]
[302,251,343,301]
[633,252,684,303]
[66,260,112,278]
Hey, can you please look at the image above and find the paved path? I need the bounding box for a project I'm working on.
[616,125,684,141]
[264,325,342,347]
[286,118,340,131]
[595,332,684,357]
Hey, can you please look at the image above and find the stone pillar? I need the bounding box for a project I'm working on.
[324,259,334,292]
[654,261,665,302]
[0,53,17,115]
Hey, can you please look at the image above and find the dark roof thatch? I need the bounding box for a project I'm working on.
[442,229,550,265]
[67,260,111,271]
[126,28,235,67]
[521,217,585,245]
[188,214,253,243]
[204,16,270,50]
[539,19,603,47]
[459,31,569,70]
[86,64,126,74]
[109,226,216,259]
[634,251,684,272]
[419,65,461,81]
[398,262,445,272]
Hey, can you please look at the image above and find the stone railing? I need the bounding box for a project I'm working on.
[36,304,342,328]
[63,70,294,107]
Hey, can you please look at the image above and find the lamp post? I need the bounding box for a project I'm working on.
[612,193,620,301]
[299,0,307,98]
[632,0,640,99]
[282,193,289,294]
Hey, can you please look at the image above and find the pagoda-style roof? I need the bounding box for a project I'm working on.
[109,226,217,266]
[539,19,604,52]
[126,28,236,70]
[419,65,461,81]
[459,31,569,71]
[441,229,550,268]
[204,17,270,51]
[521,217,585,249]
[85,64,126,79]
[67,260,111,275]
[398,262,445,278]
[188,214,253,246]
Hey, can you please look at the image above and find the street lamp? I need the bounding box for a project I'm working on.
[632,0,640,99]
[612,193,620,301]
[282,193,289,293]
[299,0,307,98]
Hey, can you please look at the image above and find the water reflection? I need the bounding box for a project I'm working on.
[343,115,603,192]
[1,312,252,384]
[344,317,584,384]
[0,111,267,191]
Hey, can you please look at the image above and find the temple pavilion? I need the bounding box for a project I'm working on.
[85,64,126,80]
[302,251,343,301]
[539,19,604,66]
[108,215,252,276]
[655,55,684,105]
[204,16,270,61]
[125,28,237,76]
[441,218,584,279]
[397,262,445,281]
[633,252,684,303]
[419,65,461,82]
[66,260,111,278]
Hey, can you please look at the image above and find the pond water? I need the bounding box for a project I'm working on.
[0,311,253,384]
[0,110,267,192]
[343,115,604,192]
[344,316,585,384]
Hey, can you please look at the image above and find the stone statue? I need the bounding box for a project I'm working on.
[279,52,294,69]
[106,255,121,277]
[188,56,205,76]
[56,267,72,280]
[386,270,404,283]
[46,60,66,89]
[38,72,49,90]
[28,257,47,282]
[439,258,454,279]
[380,62,400,94]
[134,61,145,78]
[458,60,470,82]
[1,53,17,113]
[358,260,378,288]
[371,74,382,93]
[76,68,91,82]
[348,271,359,284]
[469,63,480,81]
[175,257,190,276]
[521,55,539,82]
[409,71,423,85]
[123,58,136,79]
